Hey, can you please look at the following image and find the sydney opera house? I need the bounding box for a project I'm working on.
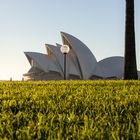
[23,32,140,80]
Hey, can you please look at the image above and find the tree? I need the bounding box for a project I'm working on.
[124,0,138,79]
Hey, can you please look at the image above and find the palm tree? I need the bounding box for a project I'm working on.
[124,0,138,79]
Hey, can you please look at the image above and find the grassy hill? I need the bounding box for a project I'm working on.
[0,80,140,139]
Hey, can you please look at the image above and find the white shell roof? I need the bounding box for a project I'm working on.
[24,52,60,73]
[56,43,81,77]
[94,56,124,78]
[61,32,97,79]
[45,44,81,77]
[66,51,81,77]
[56,43,62,47]
[45,44,63,74]
[24,32,140,80]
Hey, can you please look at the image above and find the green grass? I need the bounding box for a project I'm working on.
[0,80,140,139]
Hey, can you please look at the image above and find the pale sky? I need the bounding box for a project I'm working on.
[0,0,140,80]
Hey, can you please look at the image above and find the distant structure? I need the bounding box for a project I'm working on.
[10,77,12,81]
[23,32,140,80]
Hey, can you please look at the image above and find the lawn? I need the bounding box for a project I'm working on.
[0,80,140,139]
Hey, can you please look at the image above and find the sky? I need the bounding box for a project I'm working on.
[0,0,140,80]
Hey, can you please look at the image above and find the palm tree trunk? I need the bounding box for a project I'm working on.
[124,0,138,79]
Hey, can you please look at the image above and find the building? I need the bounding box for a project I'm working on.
[23,32,140,80]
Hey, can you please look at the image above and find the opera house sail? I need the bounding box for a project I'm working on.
[23,32,140,80]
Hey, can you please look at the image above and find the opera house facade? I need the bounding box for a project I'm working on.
[23,32,140,80]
